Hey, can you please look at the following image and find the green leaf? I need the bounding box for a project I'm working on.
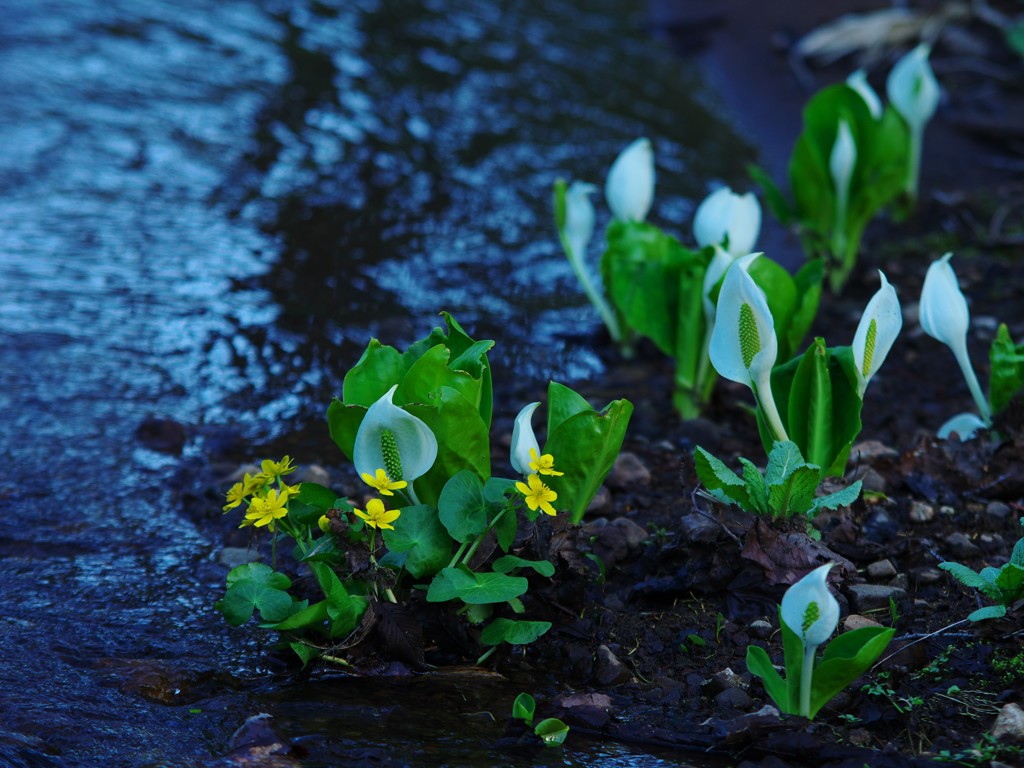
[382,504,453,578]
[327,589,367,639]
[968,605,1007,622]
[397,344,484,422]
[267,599,328,631]
[995,564,1024,603]
[769,464,820,518]
[739,458,768,515]
[480,618,552,646]
[543,383,633,523]
[694,446,751,509]
[493,556,555,577]
[765,441,806,486]
[779,610,805,715]
[216,563,293,626]
[513,692,536,723]
[426,566,529,605]
[438,312,494,428]
[1011,533,1024,567]
[406,386,491,507]
[1007,22,1024,59]
[342,339,406,407]
[746,645,790,714]
[534,718,570,746]
[327,399,367,462]
[289,642,321,667]
[747,256,799,362]
[810,479,863,514]
[810,627,895,719]
[288,482,339,527]
[437,470,489,543]
[939,562,1001,599]
[990,323,1024,415]
[748,163,794,224]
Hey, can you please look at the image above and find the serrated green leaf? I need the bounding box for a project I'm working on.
[738,458,768,515]
[810,479,862,515]
[480,618,552,646]
[694,446,750,509]
[769,464,820,518]
[995,564,1024,603]
[939,562,1002,600]
[989,323,1024,415]
[765,441,807,486]
[967,605,1007,622]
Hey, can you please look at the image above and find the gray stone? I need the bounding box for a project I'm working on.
[678,512,721,544]
[294,463,331,486]
[847,583,906,613]
[606,451,651,489]
[986,501,1012,521]
[219,547,261,569]
[946,531,980,558]
[909,500,935,523]
[866,559,897,580]
[748,620,773,639]
[712,667,748,691]
[855,468,888,495]
[714,687,752,711]
[844,614,883,631]
[594,644,634,686]
[911,567,943,586]
[991,702,1024,742]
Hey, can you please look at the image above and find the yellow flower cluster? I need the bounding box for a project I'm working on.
[516,450,561,516]
[222,455,301,531]
[353,467,402,531]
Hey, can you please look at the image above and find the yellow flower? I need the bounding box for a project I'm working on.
[515,474,558,516]
[318,515,331,534]
[242,488,290,529]
[260,456,297,480]
[360,468,408,496]
[353,498,401,531]
[279,482,302,500]
[223,472,264,512]
[528,448,564,477]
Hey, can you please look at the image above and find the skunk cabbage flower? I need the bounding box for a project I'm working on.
[851,270,902,397]
[693,186,761,257]
[563,181,596,263]
[510,402,541,475]
[829,120,856,257]
[919,253,992,434]
[887,44,939,198]
[781,563,840,718]
[709,253,788,441]
[353,385,438,503]
[605,138,654,222]
[847,69,882,119]
[781,563,840,649]
[937,412,989,441]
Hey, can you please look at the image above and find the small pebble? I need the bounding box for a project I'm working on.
[586,486,613,516]
[986,501,1012,521]
[606,451,651,489]
[847,583,906,613]
[991,702,1024,741]
[748,620,773,639]
[844,614,882,631]
[946,531,980,558]
[866,559,897,580]
[714,687,752,711]
[909,501,935,523]
[910,567,943,585]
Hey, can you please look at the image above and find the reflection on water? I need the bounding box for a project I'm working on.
[0,0,752,764]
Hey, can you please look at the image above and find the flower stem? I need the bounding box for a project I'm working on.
[563,237,622,344]
[754,370,789,442]
[800,643,817,718]
[952,342,992,424]
[461,506,510,566]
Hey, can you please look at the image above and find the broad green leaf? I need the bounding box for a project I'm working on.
[1012,533,1024,567]
[968,605,1007,622]
[748,163,794,224]
[407,386,491,507]
[288,482,339,527]
[765,441,806,486]
[810,627,895,718]
[397,344,483,416]
[546,380,592,435]
[989,323,1024,415]
[327,589,367,638]
[327,399,367,462]
[694,446,751,510]
[382,504,453,578]
[534,718,570,746]
[480,618,552,646]
[746,645,790,713]
[437,312,494,427]
[544,387,633,523]
[513,692,536,723]
[483,477,516,504]
[493,556,555,577]
[437,470,489,543]
[787,260,824,357]
[426,566,529,605]
[217,563,293,626]
[779,610,805,715]
[494,504,518,552]
[784,340,834,471]
[342,339,406,407]
[747,256,798,362]
[995,564,1024,603]
[267,599,328,631]
[671,247,714,419]
[289,642,320,666]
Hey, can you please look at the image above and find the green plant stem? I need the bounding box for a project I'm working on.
[448,541,469,569]
[906,125,923,200]
[800,643,816,718]
[753,372,789,443]
[561,233,623,345]
[461,505,510,566]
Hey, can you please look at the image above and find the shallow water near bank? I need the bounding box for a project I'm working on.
[0,0,755,765]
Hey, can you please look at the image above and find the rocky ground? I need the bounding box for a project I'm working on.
[176,2,1024,765]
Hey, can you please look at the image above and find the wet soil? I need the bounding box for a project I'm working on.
[183,3,1024,766]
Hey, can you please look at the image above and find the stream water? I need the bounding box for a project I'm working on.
[0,0,755,765]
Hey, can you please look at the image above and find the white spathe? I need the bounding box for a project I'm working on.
[709,253,788,441]
[830,121,856,212]
[886,44,939,133]
[353,385,438,483]
[693,186,761,257]
[937,412,988,441]
[605,138,654,222]
[510,401,541,475]
[919,253,991,426]
[847,69,882,119]
[564,181,596,263]
[781,563,840,648]
[851,270,902,397]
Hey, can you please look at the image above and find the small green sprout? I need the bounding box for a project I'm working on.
[939,518,1024,621]
[511,693,569,747]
